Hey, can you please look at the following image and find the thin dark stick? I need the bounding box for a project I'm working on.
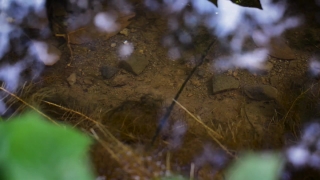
[151,39,216,145]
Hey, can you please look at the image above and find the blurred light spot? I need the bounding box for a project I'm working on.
[168,17,179,31]
[144,0,160,11]
[310,153,320,168]
[165,0,188,13]
[29,41,60,66]
[309,60,320,77]
[168,47,181,60]
[77,0,89,9]
[94,12,119,33]
[191,0,217,15]
[178,31,192,44]
[183,11,199,28]
[287,146,309,166]
[118,42,134,58]
[0,63,23,91]
[169,121,187,149]
[162,35,175,47]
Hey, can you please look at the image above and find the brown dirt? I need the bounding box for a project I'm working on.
[23,1,320,179]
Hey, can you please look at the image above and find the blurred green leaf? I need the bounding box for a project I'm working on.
[0,112,94,180]
[226,153,283,180]
[161,175,186,180]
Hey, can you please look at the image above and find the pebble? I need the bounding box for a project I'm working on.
[261,77,268,84]
[243,84,278,101]
[120,28,129,36]
[227,69,233,75]
[110,74,127,87]
[176,69,185,76]
[232,70,238,77]
[119,53,149,75]
[111,43,116,48]
[83,78,93,85]
[100,66,119,79]
[212,74,239,94]
[67,73,76,86]
[197,70,205,78]
[191,79,201,87]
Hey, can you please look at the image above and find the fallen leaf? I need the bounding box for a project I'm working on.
[68,12,136,44]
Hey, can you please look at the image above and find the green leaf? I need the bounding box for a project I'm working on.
[226,153,283,180]
[161,175,186,180]
[0,112,94,180]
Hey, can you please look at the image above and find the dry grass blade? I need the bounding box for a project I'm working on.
[94,124,162,179]
[282,83,317,125]
[42,100,103,127]
[0,86,58,125]
[190,163,195,180]
[42,99,163,178]
[173,99,235,158]
[172,100,222,139]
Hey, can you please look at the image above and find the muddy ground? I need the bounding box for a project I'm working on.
[14,0,320,179]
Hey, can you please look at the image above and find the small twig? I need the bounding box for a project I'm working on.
[90,128,100,140]
[151,39,216,145]
[173,99,235,158]
[0,87,58,125]
[55,33,74,67]
[66,33,74,67]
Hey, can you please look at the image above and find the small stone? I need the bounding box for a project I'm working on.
[67,73,76,86]
[119,53,149,75]
[263,61,274,73]
[120,28,129,36]
[212,74,239,94]
[232,70,238,77]
[197,70,205,78]
[83,78,93,85]
[78,46,89,53]
[243,84,278,101]
[176,69,185,76]
[261,77,268,84]
[187,93,193,97]
[100,66,119,79]
[191,79,201,87]
[111,43,116,48]
[110,74,127,87]
[268,37,296,60]
[289,60,300,69]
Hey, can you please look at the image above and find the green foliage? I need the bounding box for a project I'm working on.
[226,153,283,180]
[0,112,94,180]
[161,175,186,180]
